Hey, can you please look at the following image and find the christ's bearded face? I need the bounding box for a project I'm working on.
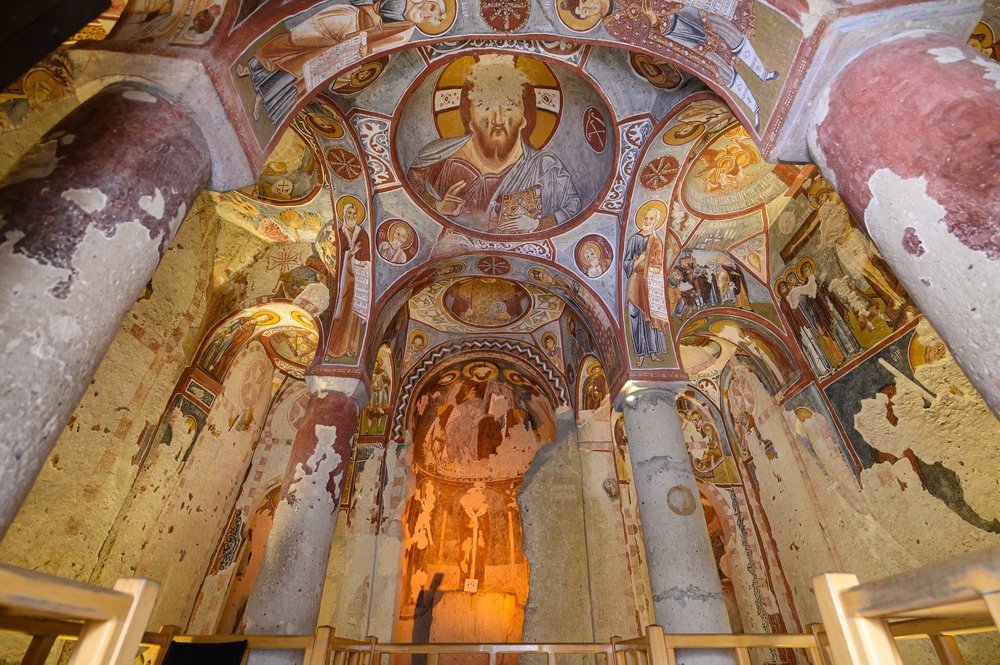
[467,82,526,160]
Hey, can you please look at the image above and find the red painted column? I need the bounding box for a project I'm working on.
[242,383,362,659]
[808,31,1000,416]
[0,83,210,537]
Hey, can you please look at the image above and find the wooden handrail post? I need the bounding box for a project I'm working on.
[813,573,902,665]
[309,626,334,665]
[68,578,158,665]
[644,626,670,665]
[805,622,832,665]
[929,634,966,665]
[20,634,56,665]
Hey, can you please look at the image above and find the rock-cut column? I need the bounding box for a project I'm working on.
[0,82,211,537]
[619,383,732,665]
[808,30,1000,416]
[243,378,365,664]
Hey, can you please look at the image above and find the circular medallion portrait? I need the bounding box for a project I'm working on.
[630,52,684,90]
[442,277,532,329]
[376,219,419,265]
[396,52,615,237]
[555,0,611,32]
[330,56,390,95]
[575,235,613,278]
[406,0,457,35]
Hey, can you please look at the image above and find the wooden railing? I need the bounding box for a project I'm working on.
[315,626,824,665]
[0,563,159,665]
[3,545,999,665]
[612,625,822,665]
[813,545,1000,665]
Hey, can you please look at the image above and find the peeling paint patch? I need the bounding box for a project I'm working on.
[1,139,60,187]
[666,485,696,515]
[806,84,836,191]
[902,227,926,257]
[122,89,158,103]
[139,189,166,220]
[972,57,1000,90]
[865,170,946,244]
[61,188,108,214]
[286,425,342,508]
[928,47,965,64]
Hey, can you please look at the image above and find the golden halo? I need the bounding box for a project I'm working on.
[386,220,415,249]
[331,58,387,94]
[290,310,316,329]
[634,199,668,231]
[251,310,280,326]
[336,195,366,225]
[797,256,817,281]
[23,69,63,98]
[554,0,608,32]
[463,360,500,382]
[541,331,557,347]
[586,362,604,376]
[663,122,705,145]
[305,112,345,138]
[432,54,562,150]
[774,277,787,294]
[503,368,529,385]
[409,329,428,348]
[437,262,466,276]
[437,369,460,385]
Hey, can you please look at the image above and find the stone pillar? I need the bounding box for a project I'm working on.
[808,30,1000,416]
[619,383,731,665]
[519,406,596,643]
[243,378,364,664]
[0,82,210,538]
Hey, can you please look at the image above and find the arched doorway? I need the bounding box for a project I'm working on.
[397,354,558,660]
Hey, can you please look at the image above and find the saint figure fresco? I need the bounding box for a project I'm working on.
[604,0,779,128]
[326,196,371,358]
[624,201,669,365]
[236,1,415,124]
[581,360,608,410]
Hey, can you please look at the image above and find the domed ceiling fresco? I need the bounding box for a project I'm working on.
[6,3,1000,657]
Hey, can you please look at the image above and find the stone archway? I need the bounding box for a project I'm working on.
[396,352,559,657]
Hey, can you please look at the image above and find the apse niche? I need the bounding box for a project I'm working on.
[395,52,615,237]
[398,355,557,655]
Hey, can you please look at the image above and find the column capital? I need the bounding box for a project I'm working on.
[305,373,368,406]
[613,380,687,412]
